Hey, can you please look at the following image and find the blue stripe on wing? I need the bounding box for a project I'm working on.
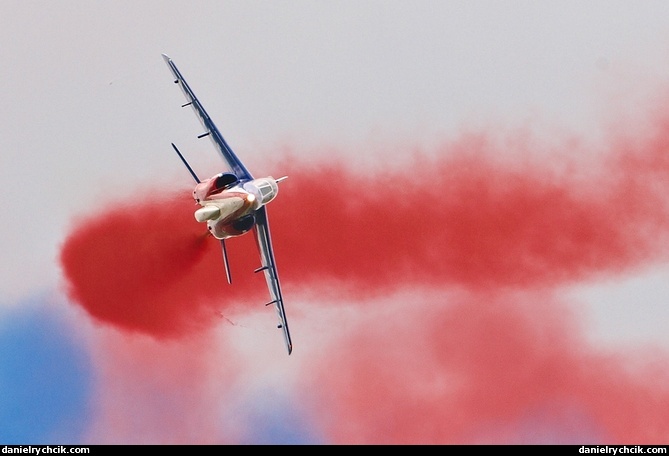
[162,54,253,181]
[254,206,293,355]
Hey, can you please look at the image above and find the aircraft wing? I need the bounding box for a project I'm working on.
[254,206,293,355]
[162,54,253,181]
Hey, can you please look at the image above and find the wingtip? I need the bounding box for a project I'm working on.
[161,53,171,63]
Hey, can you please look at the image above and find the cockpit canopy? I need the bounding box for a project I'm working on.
[244,177,280,205]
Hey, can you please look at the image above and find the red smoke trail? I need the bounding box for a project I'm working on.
[303,291,669,444]
[270,129,669,293]
[60,191,269,337]
[60,120,669,336]
[59,104,669,443]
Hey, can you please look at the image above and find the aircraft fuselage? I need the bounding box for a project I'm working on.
[192,175,282,239]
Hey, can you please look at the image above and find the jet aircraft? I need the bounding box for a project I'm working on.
[162,54,292,355]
